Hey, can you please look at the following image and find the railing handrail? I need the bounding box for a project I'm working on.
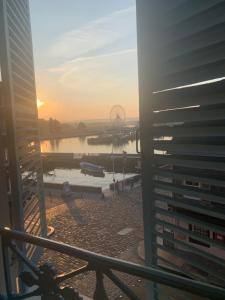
[0,225,225,299]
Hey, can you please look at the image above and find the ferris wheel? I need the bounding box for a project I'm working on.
[110,105,126,126]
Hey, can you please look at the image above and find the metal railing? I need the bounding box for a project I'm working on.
[0,225,225,300]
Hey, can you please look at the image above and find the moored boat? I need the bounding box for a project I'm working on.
[80,161,105,176]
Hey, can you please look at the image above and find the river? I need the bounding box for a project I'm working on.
[41,136,137,154]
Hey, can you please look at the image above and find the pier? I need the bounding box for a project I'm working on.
[42,152,141,173]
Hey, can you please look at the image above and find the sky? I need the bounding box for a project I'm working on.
[30,0,139,122]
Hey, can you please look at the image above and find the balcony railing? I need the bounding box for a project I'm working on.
[0,225,225,300]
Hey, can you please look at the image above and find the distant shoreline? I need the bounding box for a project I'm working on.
[39,132,99,141]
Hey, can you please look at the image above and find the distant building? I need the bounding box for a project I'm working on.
[0,0,46,275]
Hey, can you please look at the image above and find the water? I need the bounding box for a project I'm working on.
[41,136,137,154]
[44,168,135,190]
[41,137,138,189]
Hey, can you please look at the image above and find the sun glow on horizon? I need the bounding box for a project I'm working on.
[37,98,45,108]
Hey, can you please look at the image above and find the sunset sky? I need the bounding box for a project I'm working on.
[30,0,139,122]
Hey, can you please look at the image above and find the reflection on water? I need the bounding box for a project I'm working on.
[78,136,86,144]
[49,139,61,151]
[44,168,135,190]
[41,136,137,154]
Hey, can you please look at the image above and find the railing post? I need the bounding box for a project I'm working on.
[1,237,12,298]
[93,269,108,300]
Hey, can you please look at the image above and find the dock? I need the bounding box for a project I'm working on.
[42,152,141,173]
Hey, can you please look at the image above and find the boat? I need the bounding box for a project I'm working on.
[47,170,55,176]
[80,161,105,176]
[87,134,112,145]
[81,168,105,178]
[87,133,130,145]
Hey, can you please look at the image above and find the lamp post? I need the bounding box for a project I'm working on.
[112,143,116,197]
[122,151,127,191]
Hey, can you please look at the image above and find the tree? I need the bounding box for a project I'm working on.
[77,122,87,133]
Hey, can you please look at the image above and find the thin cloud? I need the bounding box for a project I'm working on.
[49,6,136,60]
[49,48,137,73]
[48,48,138,91]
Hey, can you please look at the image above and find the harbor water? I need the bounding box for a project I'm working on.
[41,136,137,154]
[44,168,136,190]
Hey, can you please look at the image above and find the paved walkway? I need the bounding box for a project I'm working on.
[39,188,206,299]
[41,187,145,299]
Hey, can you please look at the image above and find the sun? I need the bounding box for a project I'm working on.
[37,99,45,108]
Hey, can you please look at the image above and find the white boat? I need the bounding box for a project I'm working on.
[47,171,55,176]
[80,161,104,175]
